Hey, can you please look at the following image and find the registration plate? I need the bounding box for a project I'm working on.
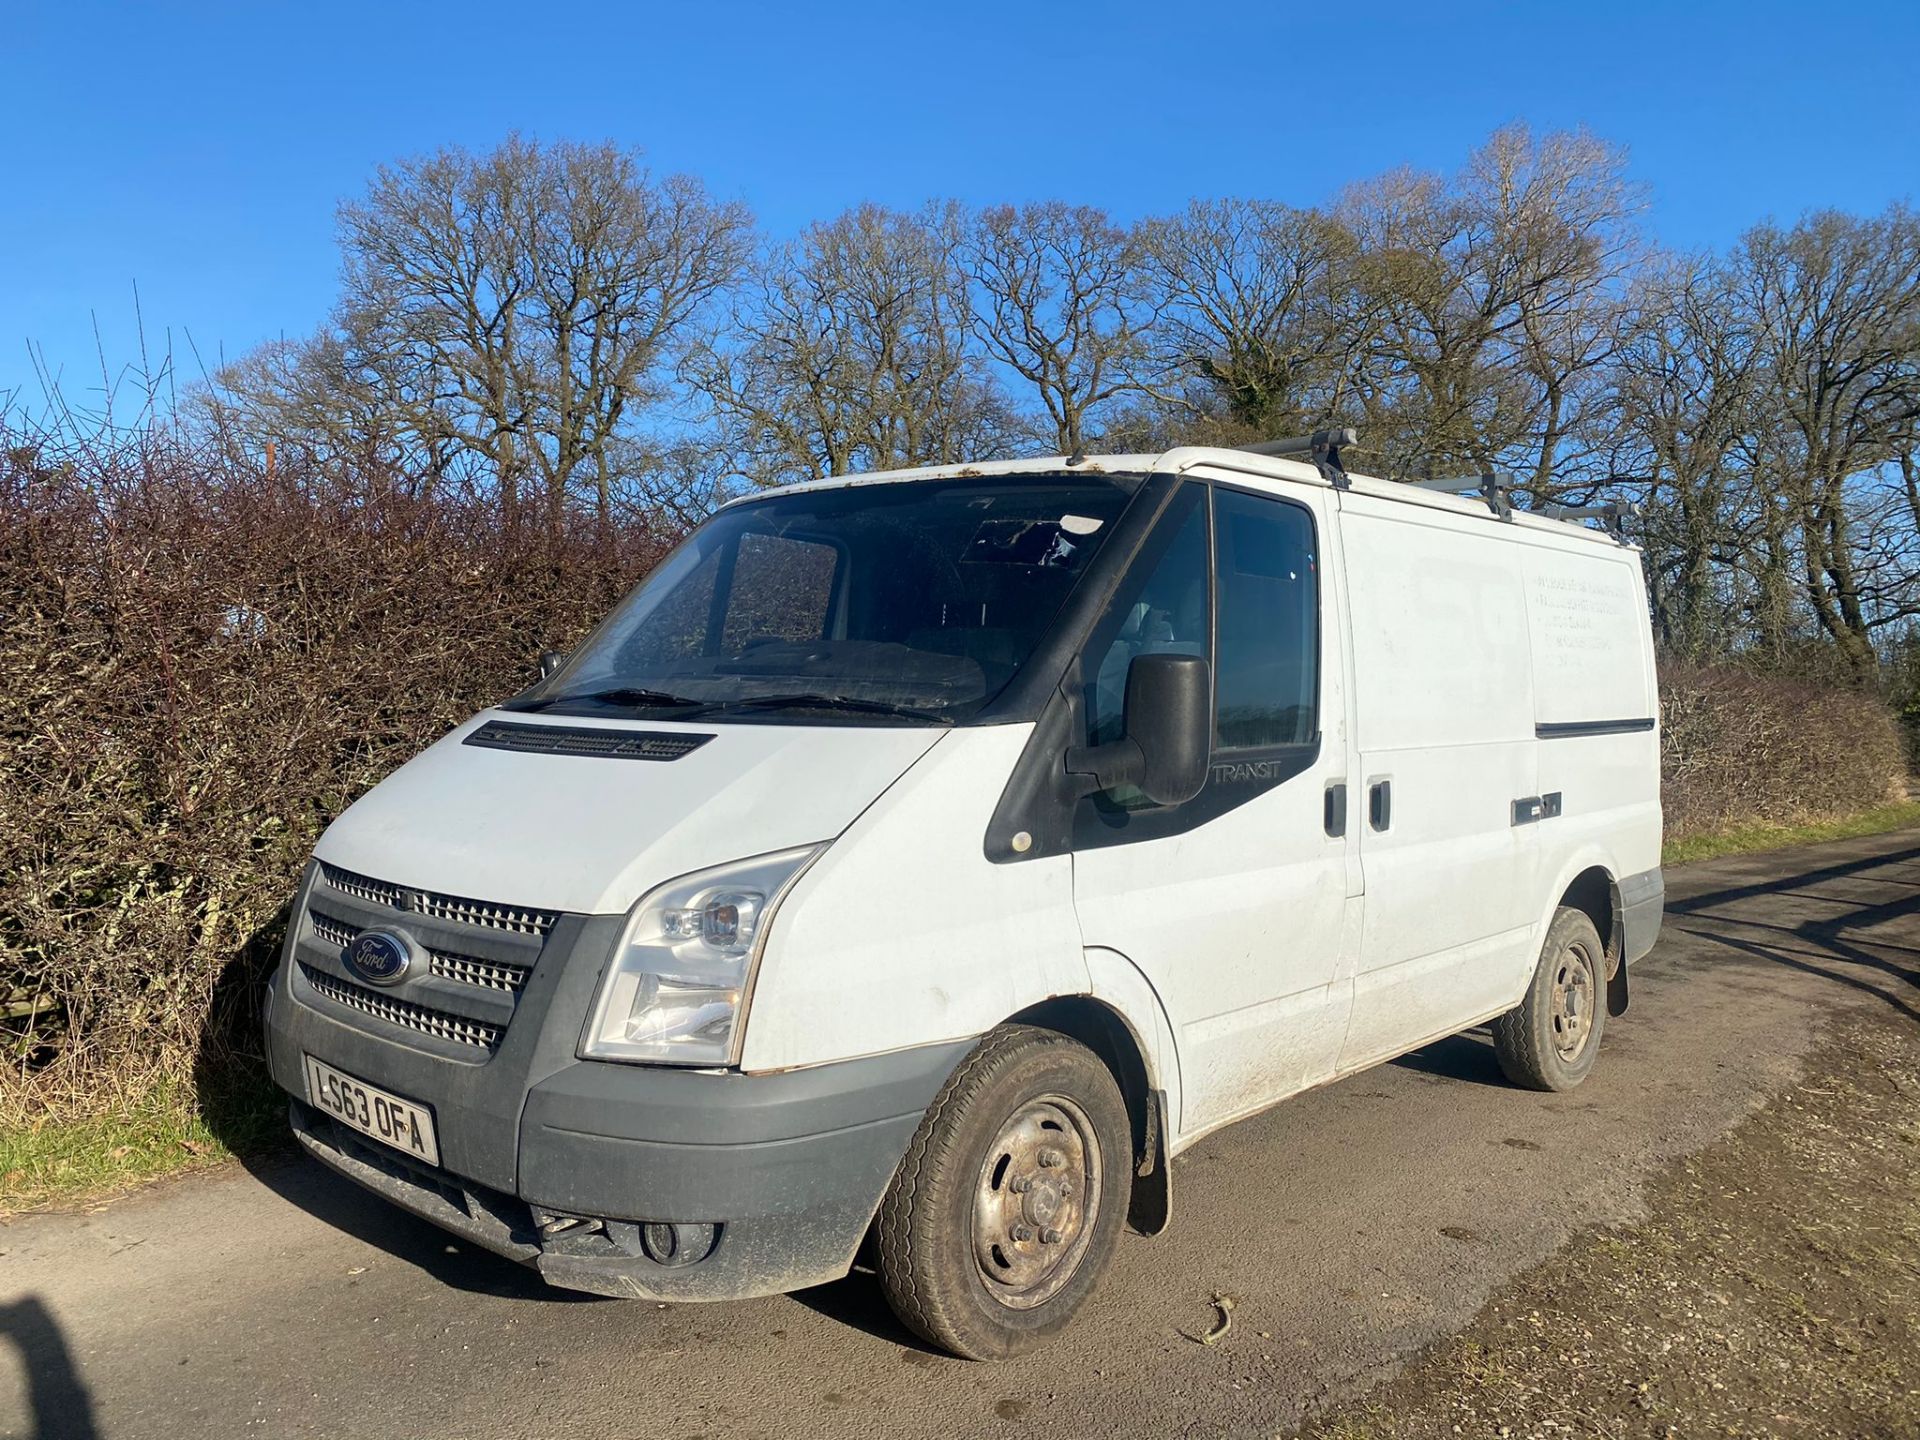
[304,1055,440,1167]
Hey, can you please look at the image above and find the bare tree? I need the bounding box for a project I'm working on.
[1339,126,1641,483]
[688,203,1015,484]
[966,202,1152,455]
[1736,206,1920,679]
[1137,199,1354,440]
[222,136,751,537]
[1602,258,1757,656]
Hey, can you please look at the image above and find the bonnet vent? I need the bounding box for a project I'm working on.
[463,720,715,761]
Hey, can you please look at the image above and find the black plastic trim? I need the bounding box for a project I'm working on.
[1368,778,1392,832]
[464,720,716,760]
[1073,738,1322,851]
[1324,781,1347,837]
[1536,718,1657,739]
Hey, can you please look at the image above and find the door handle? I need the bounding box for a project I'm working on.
[1324,782,1347,837]
[1368,779,1392,832]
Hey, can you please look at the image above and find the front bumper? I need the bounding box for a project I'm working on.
[266,861,971,1301]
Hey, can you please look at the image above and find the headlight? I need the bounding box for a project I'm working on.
[580,845,823,1066]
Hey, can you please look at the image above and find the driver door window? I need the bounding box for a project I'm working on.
[1213,487,1318,750]
[1082,483,1210,750]
[1076,481,1320,828]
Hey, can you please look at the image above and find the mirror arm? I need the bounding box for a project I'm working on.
[1064,739,1145,794]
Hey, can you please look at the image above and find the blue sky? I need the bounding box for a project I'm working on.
[4,0,1916,411]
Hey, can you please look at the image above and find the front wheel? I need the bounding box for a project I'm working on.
[873,1024,1131,1359]
[1491,906,1607,1092]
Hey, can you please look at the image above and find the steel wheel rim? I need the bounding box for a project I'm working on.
[1550,940,1598,1060]
[970,1094,1102,1310]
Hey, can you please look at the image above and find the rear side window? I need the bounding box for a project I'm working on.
[1213,488,1318,748]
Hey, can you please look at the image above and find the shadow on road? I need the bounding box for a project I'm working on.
[1667,842,1920,915]
[232,1147,598,1305]
[785,1268,942,1354]
[1669,839,1920,1024]
[1,1294,100,1440]
[1389,1028,1508,1087]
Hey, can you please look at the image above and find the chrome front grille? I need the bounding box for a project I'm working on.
[307,908,530,995]
[317,862,557,938]
[428,951,528,994]
[300,863,553,1055]
[310,910,356,948]
[300,963,504,1051]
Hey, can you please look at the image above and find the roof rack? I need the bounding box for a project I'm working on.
[1223,434,1638,543]
[1542,500,1641,538]
[1404,470,1515,520]
[1235,428,1356,489]
[1403,470,1638,541]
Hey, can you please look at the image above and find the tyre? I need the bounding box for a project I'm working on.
[1491,906,1607,1092]
[873,1024,1131,1359]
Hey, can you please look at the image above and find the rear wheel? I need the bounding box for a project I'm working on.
[873,1024,1130,1359]
[1492,906,1607,1092]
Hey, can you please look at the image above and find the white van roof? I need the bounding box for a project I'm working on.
[729,446,1638,551]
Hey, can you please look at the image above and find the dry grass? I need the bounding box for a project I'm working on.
[1664,800,1920,865]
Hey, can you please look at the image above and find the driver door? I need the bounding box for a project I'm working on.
[1070,477,1359,1140]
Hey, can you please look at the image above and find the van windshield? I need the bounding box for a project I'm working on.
[516,475,1140,724]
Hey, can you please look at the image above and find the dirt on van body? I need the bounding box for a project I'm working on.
[1291,1008,1920,1440]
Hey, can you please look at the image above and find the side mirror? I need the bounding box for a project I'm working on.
[1068,654,1211,806]
[538,649,568,680]
[1124,654,1211,804]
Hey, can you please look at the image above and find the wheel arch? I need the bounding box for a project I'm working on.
[1545,857,1629,1017]
[1006,993,1173,1236]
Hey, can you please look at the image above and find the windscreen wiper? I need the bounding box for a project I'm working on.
[703,693,955,724]
[511,686,707,713]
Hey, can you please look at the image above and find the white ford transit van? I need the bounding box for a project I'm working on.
[265,441,1663,1358]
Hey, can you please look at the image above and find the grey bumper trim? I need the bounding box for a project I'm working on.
[269,855,979,1302]
[280,1014,973,1301]
[1620,866,1664,964]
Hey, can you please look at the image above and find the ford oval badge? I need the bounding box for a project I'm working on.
[345,930,413,986]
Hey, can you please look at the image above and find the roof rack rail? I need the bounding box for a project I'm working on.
[1542,499,1640,540]
[1235,428,1356,489]
[1403,470,1515,520]
[1399,473,1639,542]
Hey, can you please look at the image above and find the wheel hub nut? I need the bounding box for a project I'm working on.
[1040,1227,1062,1245]
[1038,1147,1065,1168]
[1010,1223,1034,1242]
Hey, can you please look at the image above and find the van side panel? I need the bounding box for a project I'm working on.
[1335,498,1541,1069]
[738,725,1090,1073]
[1523,540,1663,924]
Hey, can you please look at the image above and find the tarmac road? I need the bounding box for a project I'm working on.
[4,829,1916,1440]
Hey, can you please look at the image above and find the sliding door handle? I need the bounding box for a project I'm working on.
[1368,779,1392,832]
